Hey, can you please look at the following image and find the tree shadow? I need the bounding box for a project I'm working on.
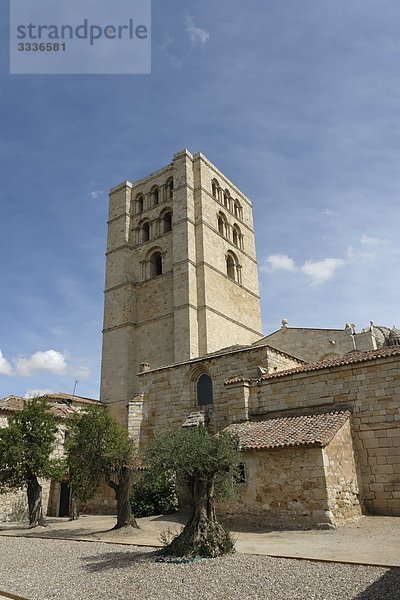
[353,569,400,599]
[81,549,159,572]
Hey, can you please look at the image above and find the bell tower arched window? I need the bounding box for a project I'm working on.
[151,186,159,206]
[136,194,144,214]
[142,222,150,243]
[163,211,172,233]
[150,251,163,277]
[166,177,173,200]
[226,251,241,283]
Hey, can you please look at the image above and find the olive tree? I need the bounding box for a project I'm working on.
[145,425,241,557]
[66,406,138,529]
[0,398,62,528]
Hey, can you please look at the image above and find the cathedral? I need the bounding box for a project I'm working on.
[1,150,399,526]
[99,149,400,528]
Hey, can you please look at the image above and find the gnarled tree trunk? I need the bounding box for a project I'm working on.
[69,488,79,521]
[162,476,234,558]
[109,466,138,529]
[27,476,46,528]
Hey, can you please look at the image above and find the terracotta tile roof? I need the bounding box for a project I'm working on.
[38,392,100,405]
[0,395,77,419]
[224,411,351,450]
[225,346,400,385]
[0,396,25,413]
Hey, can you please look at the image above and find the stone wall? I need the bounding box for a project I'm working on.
[101,150,263,422]
[129,345,304,444]
[224,446,329,528]
[0,414,66,522]
[223,419,361,528]
[241,354,400,516]
[261,327,376,363]
[323,419,362,523]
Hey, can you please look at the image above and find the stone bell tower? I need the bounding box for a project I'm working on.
[100,149,262,423]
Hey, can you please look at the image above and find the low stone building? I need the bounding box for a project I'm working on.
[0,393,100,521]
[224,411,361,528]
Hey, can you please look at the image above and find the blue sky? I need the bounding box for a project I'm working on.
[1,0,399,400]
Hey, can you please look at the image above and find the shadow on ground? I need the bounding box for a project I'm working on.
[353,568,400,599]
[81,549,159,572]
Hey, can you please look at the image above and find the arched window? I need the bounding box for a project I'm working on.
[151,186,159,206]
[223,189,230,210]
[166,177,173,200]
[233,224,242,248]
[136,194,144,214]
[226,251,240,282]
[163,211,172,233]
[234,199,242,220]
[212,179,220,200]
[217,215,224,236]
[150,251,163,277]
[217,212,228,238]
[197,374,213,406]
[141,222,150,243]
[226,254,236,280]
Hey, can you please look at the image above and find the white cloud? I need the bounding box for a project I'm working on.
[24,389,54,399]
[90,190,104,199]
[161,36,182,68]
[346,245,375,262]
[15,350,68,377]
[262,254,297,273]
[301,258,346,286]
[185,14,210,47]
[73,366,90,380]
[360,234,387,247]
[0,350,13,376]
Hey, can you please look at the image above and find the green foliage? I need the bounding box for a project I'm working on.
[0,398,62,493]
[66,406,135,502]
[144,425,242,502]
[130,472,178,518]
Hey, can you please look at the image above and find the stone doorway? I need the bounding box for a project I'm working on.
[59,482,70,517]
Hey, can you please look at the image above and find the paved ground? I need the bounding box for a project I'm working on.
[0,512,399,567]
[1,536,400,600]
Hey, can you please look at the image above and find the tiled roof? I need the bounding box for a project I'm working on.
[38,392,100,405]
[225,346,400,385]
[0,396,77,419]
[224,411,351,450]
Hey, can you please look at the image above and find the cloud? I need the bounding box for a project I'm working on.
[300,258,346,286]
[24,389,54,399]
[73,365,91,379]
[0,350,13,375]
[322,209,339,217]
[15,350,68,377]
[90,190,104,199]
[185,14,210,47]
[261,254,297,273]
[360,234,388,247]
[346,245,375,262]
[161,36,182,68]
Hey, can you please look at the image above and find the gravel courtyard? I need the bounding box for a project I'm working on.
[1,537,399,600]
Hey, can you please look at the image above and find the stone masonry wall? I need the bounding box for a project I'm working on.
[224,446,330,528]
[246,355,400,516]
[129,345,304,445]
[0,415,65,522]
[262,327,376,363]
[323,419,362,523]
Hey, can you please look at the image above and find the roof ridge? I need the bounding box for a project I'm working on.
[225,346,400,385]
